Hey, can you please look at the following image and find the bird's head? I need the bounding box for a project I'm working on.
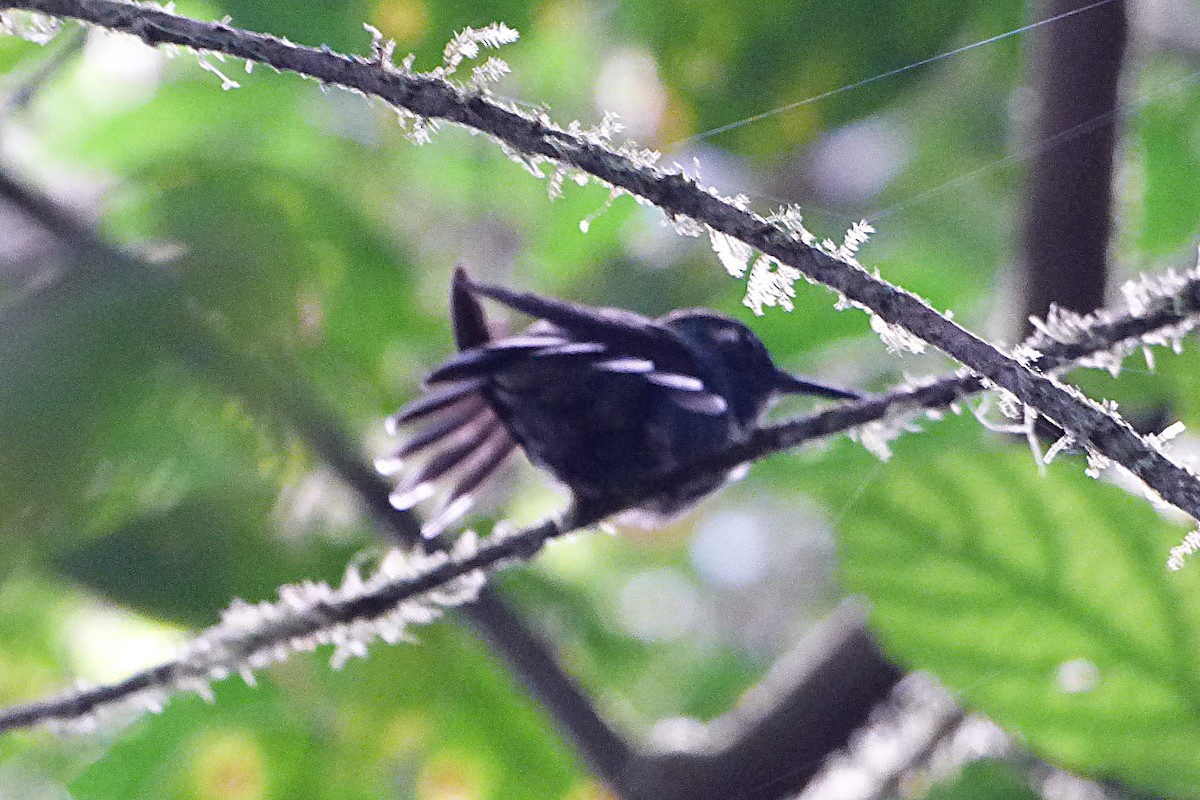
[662,310,860,424]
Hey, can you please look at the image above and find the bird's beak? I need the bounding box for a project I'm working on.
[772,368,862,400]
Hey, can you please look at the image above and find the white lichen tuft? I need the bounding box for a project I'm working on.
[1121,267,1189,318]
[744,255,801,315]
[0,10,61,43]
[1084,447,1112,479]
[1168,530,1200,571]
[498,139,550,178]
[1022,405,1046,473]
[837,219,874,262]
[363,21,518,147]
[765,205,812,241]
[408,116,440,145]
[848,396,927,461]
[196,50,240,90]
[469,56,511,89]
[754,213,925,354]
[1028,261,1200,378]
[546,165,568,200]
[186,532,486,674]
[869,314,927,354]
[1147,421,1187,454]
[364,23,399,70]
[971,393,1047,475]
[669,214,706,238]
[708,227,754,278]
[1010,343,1043,366]
[595,110,626,141]
[1042,433,1074,466]
[1029,304,1088,347]
[850,420,900,461]
[441,23,519,76]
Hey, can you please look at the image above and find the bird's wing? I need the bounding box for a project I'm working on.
[424,334,730,416]
[382,376,522,538]
[442,267,729,410]
[454,268,698,370]
[381,271,522,539]
[451,265,491,350]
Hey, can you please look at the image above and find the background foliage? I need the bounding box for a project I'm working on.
[1,0,1200,797]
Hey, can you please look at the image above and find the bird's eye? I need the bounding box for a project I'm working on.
[713,325,742,345]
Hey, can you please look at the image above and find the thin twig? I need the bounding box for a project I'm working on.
[753,275,1200,458]
[4,0,1198,523]
[459,589,637,788]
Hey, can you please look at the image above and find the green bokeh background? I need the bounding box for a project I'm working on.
[1,0,1199,798]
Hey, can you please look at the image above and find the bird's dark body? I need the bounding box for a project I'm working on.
[482,317,742,515]
[383,268,859,536]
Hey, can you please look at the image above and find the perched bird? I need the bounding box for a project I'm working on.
[381,268,860,536]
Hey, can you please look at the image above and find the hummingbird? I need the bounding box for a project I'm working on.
[380,267,861,537]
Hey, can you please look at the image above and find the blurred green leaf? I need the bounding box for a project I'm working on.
[833,416,1200,795]
[924,759,1040,800]
[622,0,1018,153]
[51,485,364,627]
[1131,57,1200,258]
[209,0,378,54]
[497,567,762,725]
[70,677,332,800]
[0,274,170,555]
[71,622,582,800]
[0,573,109,795]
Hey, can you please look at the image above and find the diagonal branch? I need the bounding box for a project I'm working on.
[623,601,904,800]
[0,519,559,735]
[753,270,1200,460]
[4,0,1198,524]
